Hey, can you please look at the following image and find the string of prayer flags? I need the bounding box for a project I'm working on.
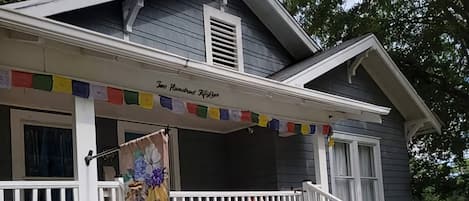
[0,69,10,89]
[52,75,72,93]
[90,84,107,101]
[138,92,154,109]
[72,80,90,98]
[107,87,123,105]
[208,107,220,120]
[4,68,335,140]
[12,70,33,88]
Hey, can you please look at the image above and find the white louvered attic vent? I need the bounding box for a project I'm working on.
[204,5,244,72]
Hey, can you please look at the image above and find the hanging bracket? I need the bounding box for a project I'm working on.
[123,0,144,40]
[347,48,371,84]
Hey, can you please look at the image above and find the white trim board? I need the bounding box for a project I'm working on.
[0,9,390,122]
[1,0,114,17]
[281,34,441,135]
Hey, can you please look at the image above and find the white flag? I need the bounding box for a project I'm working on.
[172,99,186,114]
[90,84,107,101]
[0,69,10,89]
[229,109,241,121]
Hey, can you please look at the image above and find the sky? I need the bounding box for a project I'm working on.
[343,0,362,10]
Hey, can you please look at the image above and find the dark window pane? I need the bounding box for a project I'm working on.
[124,132,144,142]
[24,125,73,177]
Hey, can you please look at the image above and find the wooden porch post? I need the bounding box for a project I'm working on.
[312,134,329,192]
[73,97,98,200]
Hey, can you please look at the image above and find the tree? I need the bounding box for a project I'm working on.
[282,0,468,200]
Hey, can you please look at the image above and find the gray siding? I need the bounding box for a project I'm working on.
[50,0,293,77]
[305,65,411,201]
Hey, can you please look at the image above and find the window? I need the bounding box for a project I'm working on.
[11,109,74,180]
[117,121,181,190]
[330,132,385,201]
[203,5,244,71]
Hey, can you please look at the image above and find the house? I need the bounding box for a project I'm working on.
[0,0,441,201]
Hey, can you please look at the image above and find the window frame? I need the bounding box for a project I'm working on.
[329,131,385,201]
[10,109,75,181]
[117,120,181,190]
[203,4,244,72]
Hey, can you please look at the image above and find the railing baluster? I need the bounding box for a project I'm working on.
[190,196,194,201]
[60,188,66,201]
[46,188,52,201]
[99,188,104,201]
[0,189,4,201]
[14,189,20,201]
[111,188,117,201]
[32,189,38,201]
[73,188,79,201]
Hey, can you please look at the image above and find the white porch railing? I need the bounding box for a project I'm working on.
[302,181,341,201]
[170,191,303,201]
[0,181,79,201]
[0,180,341,201]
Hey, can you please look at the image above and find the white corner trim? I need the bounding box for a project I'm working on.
[203,4,244,72]
[0,0,115,17]
[283,35,375,86]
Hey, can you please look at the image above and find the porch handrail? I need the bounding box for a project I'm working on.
[0,180,79,201]
[302,181,341,201]
[170,190,303,201]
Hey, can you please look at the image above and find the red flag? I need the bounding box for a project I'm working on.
[12,71,33,88]
[322,125,331,135]
[287,122,295,133]
[186,102,197,114]
[107,87,123,105]
[241,111,251,122]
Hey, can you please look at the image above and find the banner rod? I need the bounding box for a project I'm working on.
[84,126,170,166]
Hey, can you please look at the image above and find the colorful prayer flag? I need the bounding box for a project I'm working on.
[0,69,10,89]
[160,96,172,110]
[287,122,295,133]
[309,125,316,134]
[328,137,335,147]
[33,74,52,91]
[196,105,208,118]
[139,92,154,109]
[124,90,139,105]
[72,80,90,98]
[186,102,197,114]
[172,99,186,114]
[241,111,251,122]
[268,119,279,131]
[52,75,71,93]
[316,125,323,135]
[220,108,229,120]
[258,114,269,127]
[301,124,310,135]
[294,124,301,134]
[107,87,123,105]
[90,84,107,101]
[11,71,32,88]
[322,125,331,135]
[251,112,259,123]
[208,107,220,120]
[279,120,288,132]
[229,109,241,121]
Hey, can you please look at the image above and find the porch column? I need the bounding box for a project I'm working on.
[312,134,329,192]
[73,97,98,200]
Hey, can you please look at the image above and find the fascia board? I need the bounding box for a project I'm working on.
[1,0,114,17]
[283,35,375,86]
[0,8,390,117]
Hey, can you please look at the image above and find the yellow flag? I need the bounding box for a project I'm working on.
[208,107,220,120]
[328,137,335,147]
[301,124,310,135]
[138,92,154,109]
[258,114,269,127]
[52,75,72,93]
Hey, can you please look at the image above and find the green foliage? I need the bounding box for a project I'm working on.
[283,0,468,200]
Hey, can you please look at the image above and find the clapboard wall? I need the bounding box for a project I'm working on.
[305,65,411,201]
[50,0,293,77]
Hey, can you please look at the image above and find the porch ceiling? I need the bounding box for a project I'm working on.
[0,9,391,127]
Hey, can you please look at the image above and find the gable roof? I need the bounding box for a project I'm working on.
[271,34,442,136]
[0,0,320,60]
